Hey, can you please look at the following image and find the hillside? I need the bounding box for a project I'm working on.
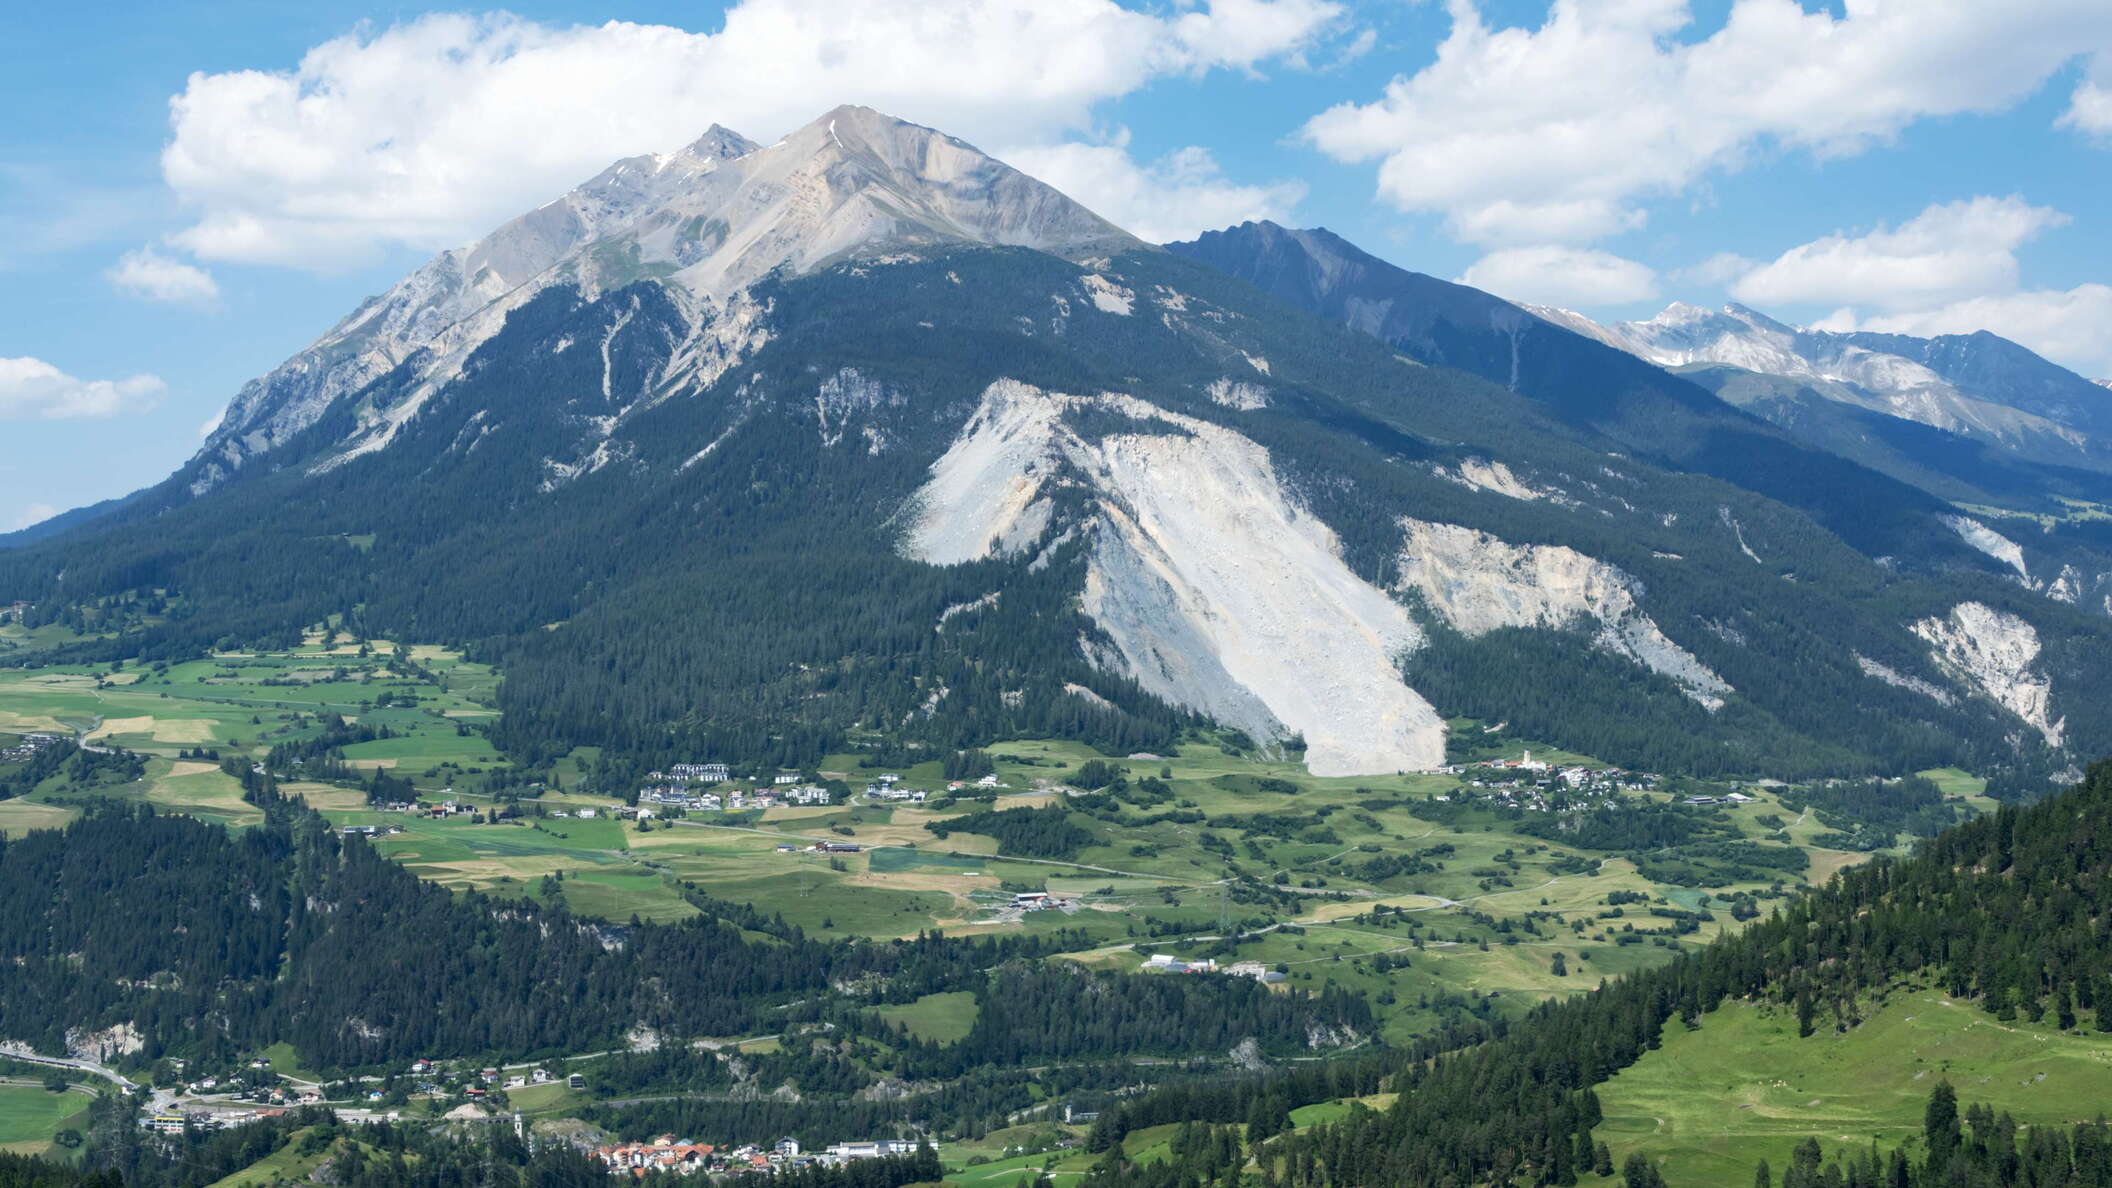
[1,115,2108,790]
[1067,758,2112,1186]
[1169,222,2112,625]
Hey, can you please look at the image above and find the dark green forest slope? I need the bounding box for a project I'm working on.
[0,767,1366,1074]
[3,245,2105,784]
[1077,758,2112,1186]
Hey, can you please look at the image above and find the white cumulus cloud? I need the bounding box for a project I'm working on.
[160,1,1345,267]
[1717,195,2112,374]
[9,503,59,533]
[2063,55,2112,135]
[1301,0,2112,246]
[0,357,167,420]
[107,247,221,305]
[1004,139,1306,243]
[1731,196,2069,312]
[1460,246,1659,307]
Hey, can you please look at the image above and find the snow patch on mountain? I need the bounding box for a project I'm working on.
[1521,302,2097,454]
[1394,519,1731,710]
[1911,602,2062,746]
[1941,515,2030,579]
[906,379,1444,776]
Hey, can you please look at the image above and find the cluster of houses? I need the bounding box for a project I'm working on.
[655,764,732,784]
[0,732,61,763]
[149,1107,297,1134]
[946,774,1007,793]
[1448,753,1663,805]
[0,601,28,625]
[864,773,927,803]
[367,798,475,819]
[638,783,837,812]
[1139,954,1287,983]
[180,1062,326,1106]
[593,1136,929,1176]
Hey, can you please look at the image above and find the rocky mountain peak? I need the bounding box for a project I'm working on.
[622,105,1139,299]
[189,107,1139,485]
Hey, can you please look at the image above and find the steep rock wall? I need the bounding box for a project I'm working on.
[907,379,1445,776]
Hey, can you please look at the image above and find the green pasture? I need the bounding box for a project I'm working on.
[0,1083,93,1155]
[872,991,980,1045]
[1592,993,2112,1185]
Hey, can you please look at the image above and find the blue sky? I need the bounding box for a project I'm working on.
[3,0,2108,530]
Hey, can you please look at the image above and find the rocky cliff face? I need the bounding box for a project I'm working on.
[907,378,1444,777]
[1395,519,1731,709]
[196,127,762,487]
[190,107,1135,490]
[1912,602,2063,747]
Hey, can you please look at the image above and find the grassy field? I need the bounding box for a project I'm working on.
[0,636,502,792]
[1,628,2018,1122]
[1590,993,2112,1185]
[873,991,980,1045]
[205,1128,379,1188]
[0,1083,93,1156]
[0,650,1907,1047]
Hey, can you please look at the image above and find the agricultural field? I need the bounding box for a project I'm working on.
[1,634,1968,1050]
[0,634,504,836]
[0,634,2016,1107]
[872,991,980,1045]
[1588,992,2112,1185]
[0,1083,93,1157]
[0,632,500,776]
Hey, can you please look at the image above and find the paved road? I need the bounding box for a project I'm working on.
[0,1044,139,1093]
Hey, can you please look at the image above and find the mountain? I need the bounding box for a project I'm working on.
[1529,300,2112,473]
[1169,221,2112,619]
[189,106,1135,492]
[5,113,2111,785]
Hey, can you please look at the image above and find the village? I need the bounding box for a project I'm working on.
[148,1053,935,1176]
[1444,751,1671,810]
[0,731,61,763]
[635,767,1007,814]
[592,1134,932,1177]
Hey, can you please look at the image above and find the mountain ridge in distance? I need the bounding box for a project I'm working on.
[1168,219,2112,619]
[5,112,2111,786]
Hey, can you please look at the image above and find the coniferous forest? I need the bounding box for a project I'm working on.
[4,759,2107,1185]
[0,778,1367,1074]
[1070,758,2112,1186]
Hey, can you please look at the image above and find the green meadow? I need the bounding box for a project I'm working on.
[1590,993,2112,1185]
[0,1083,93,1156]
